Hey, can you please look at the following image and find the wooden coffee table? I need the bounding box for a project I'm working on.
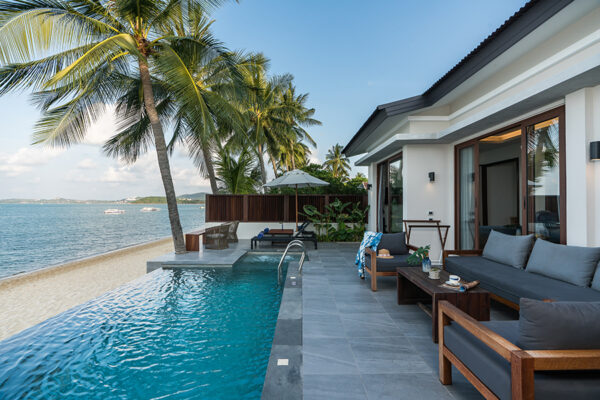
[397,267,490,342]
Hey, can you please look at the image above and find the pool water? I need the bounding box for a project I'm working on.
[0,253,294,399]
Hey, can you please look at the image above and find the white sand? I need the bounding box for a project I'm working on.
[0,238,174,341]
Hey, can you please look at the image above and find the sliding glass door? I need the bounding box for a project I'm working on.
[455,107,565,249]
[458,146,476,249]
[377,154,403,233]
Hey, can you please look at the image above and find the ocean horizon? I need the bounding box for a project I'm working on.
[0,203,205,279]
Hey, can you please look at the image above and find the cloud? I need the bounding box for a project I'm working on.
[308,147,321,164]
[0,147,64,177]
[100,166,137,183]
[77,158,97,169]
[84,106,117,146]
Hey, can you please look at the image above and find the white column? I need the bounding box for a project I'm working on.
[565,87,600,246]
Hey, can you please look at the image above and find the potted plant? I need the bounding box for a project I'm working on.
[407,245,431,273]
[428,266,441,280]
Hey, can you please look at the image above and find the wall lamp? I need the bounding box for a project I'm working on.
[428,172,435,182]
[591,141,600,161]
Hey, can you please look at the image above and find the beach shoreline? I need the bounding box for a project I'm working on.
[0,237,174,341]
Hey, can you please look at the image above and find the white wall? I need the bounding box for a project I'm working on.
[402,144,454,264]
[565,86,600,246]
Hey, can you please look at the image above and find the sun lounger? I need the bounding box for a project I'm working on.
[251,222,317,249]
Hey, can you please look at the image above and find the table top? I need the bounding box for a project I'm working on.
[396,267,488,295]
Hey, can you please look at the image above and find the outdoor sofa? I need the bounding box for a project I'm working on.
[363,232,418,291]
[443,230,600,308]
[439,298,600,399]
[250,221,318,249]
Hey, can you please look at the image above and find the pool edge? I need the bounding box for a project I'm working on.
[261,261,302,400]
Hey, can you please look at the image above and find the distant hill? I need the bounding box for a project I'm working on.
[0,192,208,204]
[130,193,206,204]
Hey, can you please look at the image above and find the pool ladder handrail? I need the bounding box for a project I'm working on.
[278,240,306,275]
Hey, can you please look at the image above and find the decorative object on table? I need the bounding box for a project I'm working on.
[355,231,383,278]
[407,245,431,272]
[428,267,441,279]
[377,249,394,259]
[440,280,480,292]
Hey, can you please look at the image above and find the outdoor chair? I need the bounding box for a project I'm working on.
[439,299,600,400]
[250,221,317,249]
[226,221,239,243]
[363,232,418,291]
[204,224,229,250]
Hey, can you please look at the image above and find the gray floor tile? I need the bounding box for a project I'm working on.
[303,313,345,338]
[361,373,454,400]
[303,374,367,400]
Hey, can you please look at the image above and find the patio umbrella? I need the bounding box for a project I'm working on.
[263,169,329,230]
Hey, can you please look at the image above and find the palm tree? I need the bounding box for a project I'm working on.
[324,144,351,179]
[214,144,261,194]
[0,0,231,253]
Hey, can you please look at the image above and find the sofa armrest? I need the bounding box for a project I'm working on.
[438,300,519,361]
[365,247,376,257]
[407,244,419,252]
[525,350,600,371]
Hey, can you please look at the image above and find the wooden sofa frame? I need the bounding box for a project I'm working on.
[442,249,520,310]
[364,244,418,291]
[438,300,600,400]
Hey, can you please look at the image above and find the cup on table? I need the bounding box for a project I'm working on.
[449,275,460,284]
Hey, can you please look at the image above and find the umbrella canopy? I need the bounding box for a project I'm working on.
[263,169,329,229]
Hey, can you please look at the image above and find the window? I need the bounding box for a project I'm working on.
[377,154,403,233]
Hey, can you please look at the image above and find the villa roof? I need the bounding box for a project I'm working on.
[343,0,574,157]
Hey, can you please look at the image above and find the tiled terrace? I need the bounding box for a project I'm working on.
[301,243,517,400]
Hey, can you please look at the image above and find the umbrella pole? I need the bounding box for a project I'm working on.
[295,184,299,230]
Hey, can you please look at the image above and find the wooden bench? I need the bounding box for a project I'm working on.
[185,223,232,251]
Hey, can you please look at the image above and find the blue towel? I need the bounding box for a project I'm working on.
[355,231,383,278]
[257,232,264,239]
[264,228,270,233]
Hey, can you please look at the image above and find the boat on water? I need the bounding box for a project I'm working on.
[104,209,125,214]
[140,207,160,212]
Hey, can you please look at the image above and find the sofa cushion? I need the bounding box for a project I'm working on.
[365,253,410,272]
[591,262,600,291]
[525,239,600,287]
[377,232,408,255]
[518,298,600,350]
[482,230,534,269]
[445,320,600,400]
[445,256,600,304]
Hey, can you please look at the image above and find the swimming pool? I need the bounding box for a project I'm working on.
[0,253,294,399]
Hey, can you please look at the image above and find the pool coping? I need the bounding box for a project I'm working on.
[261,261,302,399]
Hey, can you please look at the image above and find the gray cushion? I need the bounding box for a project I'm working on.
[445,320,600,400]
[377,232,408,255]
[518,298,600,350]
[445,256,600,304]
[591,262,600,291]
[525,239,600,287]
[365,253,410,272]
[482,230,534,269]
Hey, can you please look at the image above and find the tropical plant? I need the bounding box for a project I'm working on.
[324,144,351,179]
[0,0,236,253]
[302,200,368,242]
[214,144,261,194]
[407,245,431,265]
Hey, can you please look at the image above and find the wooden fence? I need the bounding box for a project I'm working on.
[205,194,368,222]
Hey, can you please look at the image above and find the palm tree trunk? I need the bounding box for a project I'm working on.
[269,153,278,177]
[139,59,186,254]
[202,145,219,193]
[257,143,267,188]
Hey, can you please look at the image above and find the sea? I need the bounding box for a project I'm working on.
[0,203,205,280]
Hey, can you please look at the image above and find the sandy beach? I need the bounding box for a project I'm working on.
[0,238,174,341]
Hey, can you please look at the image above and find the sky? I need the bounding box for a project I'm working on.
[0,0,528,200]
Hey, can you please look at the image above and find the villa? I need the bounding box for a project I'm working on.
[343,0,600,261]
[3,1,600,400]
